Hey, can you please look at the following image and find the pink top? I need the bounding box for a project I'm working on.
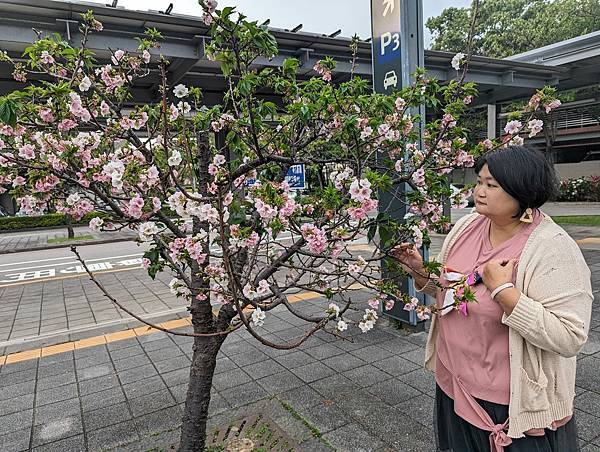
[435,210,570,450]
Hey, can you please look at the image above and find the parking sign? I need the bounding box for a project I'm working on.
[370,0,424,95]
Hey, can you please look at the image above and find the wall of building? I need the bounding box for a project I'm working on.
[555,161,600,180]
[452,161,599,186]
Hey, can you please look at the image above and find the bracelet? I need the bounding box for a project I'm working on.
[490,283,515,300]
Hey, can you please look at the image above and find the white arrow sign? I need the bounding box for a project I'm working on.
[382,0,394,17]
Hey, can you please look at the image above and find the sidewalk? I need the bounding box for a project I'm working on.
[1,202,598,255]
[0,253,598,451]
[0,226,136,254]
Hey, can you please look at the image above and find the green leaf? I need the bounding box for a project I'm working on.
[367,223,377,243]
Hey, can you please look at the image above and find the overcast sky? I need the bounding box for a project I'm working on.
[70,0,472,47]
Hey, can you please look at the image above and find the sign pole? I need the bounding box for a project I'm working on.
[371,0,427,327]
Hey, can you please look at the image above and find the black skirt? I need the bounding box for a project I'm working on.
[435,385,580,452]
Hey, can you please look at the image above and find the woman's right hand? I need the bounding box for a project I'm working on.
[390,243,425,276]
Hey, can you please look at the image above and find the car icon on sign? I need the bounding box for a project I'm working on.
[383,70,398,90]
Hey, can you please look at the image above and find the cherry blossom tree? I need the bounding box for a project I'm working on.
[0,3,560,450]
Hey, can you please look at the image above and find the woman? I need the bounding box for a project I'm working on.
[393,146,592,452]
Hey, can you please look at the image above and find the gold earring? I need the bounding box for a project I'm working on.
[519,208,533,223]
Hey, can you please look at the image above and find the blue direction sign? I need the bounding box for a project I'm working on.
[285,164,306,190]
[371,0,428,327]
[245,164,306,190]
[371,0,401,93]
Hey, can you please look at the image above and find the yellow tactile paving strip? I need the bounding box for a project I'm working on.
[0,284,364,366]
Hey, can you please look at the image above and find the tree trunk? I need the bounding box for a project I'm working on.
[178,330,226,451]
[178,130,229,451]
[66,218,75,239]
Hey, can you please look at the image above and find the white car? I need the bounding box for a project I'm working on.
[383,70,398,90]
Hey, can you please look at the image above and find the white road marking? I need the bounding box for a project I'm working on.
[0,252,143,269]
[0,253,144,273]
[0,235,299,286]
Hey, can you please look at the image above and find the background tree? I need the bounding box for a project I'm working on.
[0,2,559,451]
[427,0,600,58]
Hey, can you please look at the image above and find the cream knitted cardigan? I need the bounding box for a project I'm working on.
[419,212,593,438]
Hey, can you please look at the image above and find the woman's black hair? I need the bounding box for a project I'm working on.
[474,146,559,218]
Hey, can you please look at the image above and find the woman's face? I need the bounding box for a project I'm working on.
[474,164,520,223]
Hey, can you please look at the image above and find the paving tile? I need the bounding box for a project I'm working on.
[117,363,158,385]
[31,414,83,447]
[32,434,85,452]
[396,393,435,427]
[214,356,241,373]
[575,390,600,416]
[222,381,269,409]
[575,408,600,443]
[74,352,111,371]
[367,378,422,407]
[293,361,338,383]
[0,367,38,386]
[303,343,345,360]
[154,354,190,373]
[0,392,35,416]
[326,422,386,452]
[349,344,398,363]
[34,396,79,425]
[133,404,182,436]
[372,356,421,377]
[0,379,36,400]
[0,426,32,451]
[256,370,304,395]
[577,357,600,392]
[76,364,114,382]
[311,373,360,399]
[242,359,287,379]
[342,364,391,387]
[78,374,120,396]
[36,383,78,407]
[105,337,140,352]
[122,375,167,400]
[400,347,426,366]
[81,386,126,412]
[396,368,436,394]
[112,353,151,372]
[38,352,74,368]
[87,419,140,451]
[277,386,326,411]
[0,409,33,436]
[0,360,38,377]
[273,350,316,370]
[83,401,132,431]
[303,403,351,433]
[129,388,177,417]
[211,368,252,391]
[161,368,189,388]
[109,344,145,361]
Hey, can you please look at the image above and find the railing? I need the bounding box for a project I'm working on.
[498,102,600,135]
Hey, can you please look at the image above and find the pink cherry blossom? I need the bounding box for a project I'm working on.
[18,144,35,160]
[545,99,561,113]
[504,120,522,135]
[301,223,327,254]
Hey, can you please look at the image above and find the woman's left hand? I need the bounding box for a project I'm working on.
[481,259,516,292]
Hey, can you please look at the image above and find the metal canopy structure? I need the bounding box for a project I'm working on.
[506,30,600,92]
[0,0,565,106]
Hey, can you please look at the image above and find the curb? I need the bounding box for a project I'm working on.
[0,236,136,255]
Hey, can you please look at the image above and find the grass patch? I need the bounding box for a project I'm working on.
[551,216,600,226]
[278,399,336,451]
[47,234,94,244]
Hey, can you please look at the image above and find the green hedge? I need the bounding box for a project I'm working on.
[0,211,105,231]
